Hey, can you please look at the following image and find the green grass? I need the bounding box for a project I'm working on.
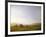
[10,23,41,32]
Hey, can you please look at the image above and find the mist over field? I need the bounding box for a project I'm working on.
[10,5,41,31]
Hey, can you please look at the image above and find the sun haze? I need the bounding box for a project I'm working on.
[10,5,41,25]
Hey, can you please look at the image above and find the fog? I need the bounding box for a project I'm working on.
[10,5,41,25]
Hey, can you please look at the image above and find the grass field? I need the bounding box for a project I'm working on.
[10,23,41,32]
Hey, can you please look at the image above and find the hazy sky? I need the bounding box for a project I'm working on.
[10,5,41,24]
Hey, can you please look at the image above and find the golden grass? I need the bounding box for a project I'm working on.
[10,23,41,32]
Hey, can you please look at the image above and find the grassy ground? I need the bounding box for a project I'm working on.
[10,23,41,32]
